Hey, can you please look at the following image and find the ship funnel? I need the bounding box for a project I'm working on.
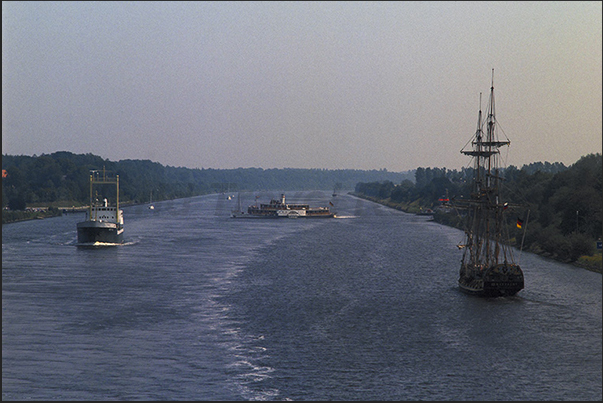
[281,194,286,204]
[103,198,108,207]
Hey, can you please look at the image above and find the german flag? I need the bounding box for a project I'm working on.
[516,218,524,229]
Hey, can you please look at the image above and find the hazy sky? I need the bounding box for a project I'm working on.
[3,1,602,171]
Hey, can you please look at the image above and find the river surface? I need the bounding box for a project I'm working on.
[2,191,601,400]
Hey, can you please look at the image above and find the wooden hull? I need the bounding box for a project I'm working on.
[459,263,524,297]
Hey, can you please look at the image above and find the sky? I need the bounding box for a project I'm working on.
[2,1,602,172]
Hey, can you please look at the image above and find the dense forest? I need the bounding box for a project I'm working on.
[2,151,412,213]
[353,153,602,271]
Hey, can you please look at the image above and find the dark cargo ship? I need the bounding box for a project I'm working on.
[76,168,124,245]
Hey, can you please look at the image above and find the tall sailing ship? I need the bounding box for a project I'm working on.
[456,72,524,297]
[76,168,124,245]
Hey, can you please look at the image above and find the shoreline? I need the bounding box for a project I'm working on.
[348,192,602,274]
[5,194,601,274]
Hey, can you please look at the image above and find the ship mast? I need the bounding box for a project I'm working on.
[468,92,483,266]
[486,70,499,263]
[461,69,511,268]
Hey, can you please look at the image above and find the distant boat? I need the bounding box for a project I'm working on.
[148,190,154,210]
[76,168,124,245]
[332,183,341,197]
[231,193,336,218]
[455,71,524,297]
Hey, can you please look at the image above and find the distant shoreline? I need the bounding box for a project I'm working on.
[2,201,147,225]
[2,208,65,225]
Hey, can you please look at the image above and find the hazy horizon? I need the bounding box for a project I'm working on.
[3,2,601,172]
[1,148,597,173]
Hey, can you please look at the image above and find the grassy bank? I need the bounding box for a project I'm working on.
[574,254,603,274]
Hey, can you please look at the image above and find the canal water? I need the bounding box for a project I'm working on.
[2,191,601,400]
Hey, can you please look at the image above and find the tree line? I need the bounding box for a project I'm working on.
[2,151,413,213]
[354,154,602,268]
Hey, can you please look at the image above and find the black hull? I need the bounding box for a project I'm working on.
[459,263,524,297]
[77,221,124,244]
[458,280,524,297]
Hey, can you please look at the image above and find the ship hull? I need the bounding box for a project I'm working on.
[231,212,335,218]
[77,221,124,244]
[458,263,524,297]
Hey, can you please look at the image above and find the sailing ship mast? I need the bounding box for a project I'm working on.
[457,70,524,297]
[461,70,513,269]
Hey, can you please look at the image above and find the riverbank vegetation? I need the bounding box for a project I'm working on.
[2,206,63,225]
[353,154,602,273]
[2,151,412,223]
